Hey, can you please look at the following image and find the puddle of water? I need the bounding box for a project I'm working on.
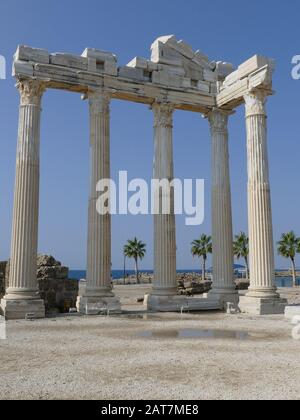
[138,329,249,340]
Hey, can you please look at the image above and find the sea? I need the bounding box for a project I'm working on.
[69,270,300,288]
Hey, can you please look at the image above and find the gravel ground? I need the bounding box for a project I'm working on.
[0,285,299,400]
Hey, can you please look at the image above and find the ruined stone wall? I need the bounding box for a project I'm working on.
[3,255,78,313]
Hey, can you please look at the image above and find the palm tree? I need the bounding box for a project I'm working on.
[278,231,300,288]
[233,232,249,279]
[123,238,146,284]
[191,235,212,282]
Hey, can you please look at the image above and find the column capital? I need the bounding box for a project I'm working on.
[17,80,46,106]
[244,90,268,118]
[88,89,111,114]
[208,109,232,133]
[152,101,174,128]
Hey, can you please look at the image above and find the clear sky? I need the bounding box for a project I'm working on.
[0,0,299,270]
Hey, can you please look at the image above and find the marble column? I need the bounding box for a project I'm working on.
[239,90,286,314]
[77,89,121,315]
[208,109,238,307]
[147,102,183,311]
[1,80,46,319]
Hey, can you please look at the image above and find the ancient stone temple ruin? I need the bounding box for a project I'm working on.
[0,35,287,319]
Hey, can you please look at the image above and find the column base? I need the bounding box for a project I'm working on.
[0,298,45,320]
[145,294,221,312]
[239,295,287,315]
[76,295,121,315]
[206,289,239,310]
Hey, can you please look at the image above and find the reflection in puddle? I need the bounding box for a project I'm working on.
[138,329,249,340]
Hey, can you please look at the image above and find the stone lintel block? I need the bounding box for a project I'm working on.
[15,45,50,64]
[50,53,88,71]
[82,48,117,63]
[85,58,117,76]
[248,66,272,90]
[223,69,240,87]
[103,61,118,76]
[127,56,148,70]
[152,71,183,88]
[197,80,211,93]
[0,299,45,320]
[239,296,287,315]
[118,66,148,82]
[76,296,121,315]
[238,55,275,80]
[12,61,34,77]
[160,64,186,77]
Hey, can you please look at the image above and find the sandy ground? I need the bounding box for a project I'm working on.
[0,285,300,400]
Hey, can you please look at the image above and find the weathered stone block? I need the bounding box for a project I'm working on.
[197,80,211,93]
[238,55,274,80]
[12,61,34,77]
[50,54,88,71]
[127,57,148,70]
[15,45,49,64]
[0,299,45,320]
[82,48,117,63]
[118,66,147,81]
[239,296,287,315]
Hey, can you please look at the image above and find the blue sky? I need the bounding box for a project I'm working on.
[0,0,299,270]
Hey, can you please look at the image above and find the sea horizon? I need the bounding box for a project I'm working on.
[69,269,300,288]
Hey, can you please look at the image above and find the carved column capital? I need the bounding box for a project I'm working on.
[17,80,46,106]
[88,89,111,115]
[208,109,231,133]
[152,101,174,128]
[244,90,267,118]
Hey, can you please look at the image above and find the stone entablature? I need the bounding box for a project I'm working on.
[13,35,273,114]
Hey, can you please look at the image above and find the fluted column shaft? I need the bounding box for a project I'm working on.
[85,90,113,297]
[6,80,45,300]
[152,103,177,296]
[244,91,277,298]
[209,110,236,295]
